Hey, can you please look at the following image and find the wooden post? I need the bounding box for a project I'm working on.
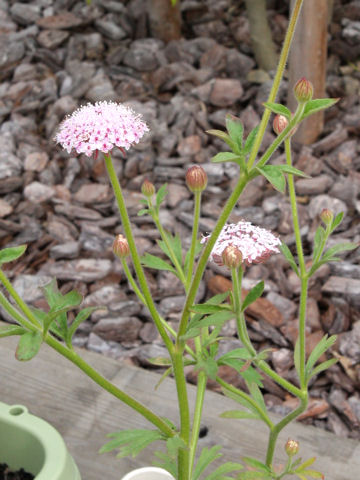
[147,0,181,43]
[288,0,329,144]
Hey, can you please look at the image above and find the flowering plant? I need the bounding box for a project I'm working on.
[0,2,358,480]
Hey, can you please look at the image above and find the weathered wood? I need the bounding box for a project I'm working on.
[1,334,359,479]
[288,0,329,144]
[147,0,181,43]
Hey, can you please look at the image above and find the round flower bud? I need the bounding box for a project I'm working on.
[222,245,243,269]
[294,77,313,103]
[186,166,207,193]
[273,115,289,135]
[285,439,299,457]
[141,179,155,197]
[113,234,130,259]
[320,208,334,226]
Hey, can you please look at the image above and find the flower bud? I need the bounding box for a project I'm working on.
[294,77,313,103]
[186,165,207,193]
[222,245,243,269]
[273,115,289,135]
[113,234,130,259]
[141,179,155,197]
[285,439,299,457]
[320,208,334,226]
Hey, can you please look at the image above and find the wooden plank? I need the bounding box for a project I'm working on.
[288,0,329,144]
[1,335,359,479]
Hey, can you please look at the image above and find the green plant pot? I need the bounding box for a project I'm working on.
[0,401,81,480]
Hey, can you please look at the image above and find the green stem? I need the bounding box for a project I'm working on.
[0,289,39,333]
[45,335,175,438]
[0,270,41,328]
[186,191,202,290]
[153,213,187,286]
[189,369,207,475]
[284,139,307,389]
[104,154,173,354]
[216,376,274,430]
[265,394,308,468]
[247,0,304,171]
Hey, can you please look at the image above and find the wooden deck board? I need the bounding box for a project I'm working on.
[1,335,359,479]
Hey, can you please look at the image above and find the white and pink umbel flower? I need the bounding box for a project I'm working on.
[55,101,149,157]
[201,221,281,267]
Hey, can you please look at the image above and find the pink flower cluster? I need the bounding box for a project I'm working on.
[55,101,149,157]
[201,221,281,266]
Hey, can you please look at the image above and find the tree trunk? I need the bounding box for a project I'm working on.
[288,0,329,144]
[245,0,278,72]
[147,0,181,43]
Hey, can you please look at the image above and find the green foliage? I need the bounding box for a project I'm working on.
[0,245,27,266]
[15,331,42,361]
[141,253,177,274]
[182,311,234,340]
[156,184,168,208]
[279,243,299,276]
[241,281,264,311]
[158,233,183,269]
[263,102,291,118]
[193,446,223,480]
[0,324,26,338]
[242,457,271,475]
[204,461,243,480]
[305,334,337,382]
[301,98,339,120]
[99,428,165,458]
[256,165,286,193]
[220,410,259,421]
[225,114,244,154]
[243,126,260,156]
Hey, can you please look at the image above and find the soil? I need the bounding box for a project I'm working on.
[0,464,34,480]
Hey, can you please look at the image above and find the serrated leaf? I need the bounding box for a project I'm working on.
[15,331,42,361]
[166,435,186,458]
[156,184,168,208]
[220,410,260,421]
[0,245,27,265]
[263,102,291,118]
[244,125,260,156]
[41,278,62,308]
[308,358,338,380]
[256,165,286,193]
[242,457,271,473]
[301,98,339,120]
[0,324,27,338]
[206,129,236,151]
[99,429,164,457]
[241,281,264,311]
[226,114,244,153]
[240,366,263,387]
[141,253,177,274]
[279,243,299,276]
[193,446,223,480]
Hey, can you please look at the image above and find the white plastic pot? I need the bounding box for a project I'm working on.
[122,467,174,480]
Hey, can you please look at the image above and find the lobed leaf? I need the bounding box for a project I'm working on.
[204,461,244,480]
[305,335,337,379]
[206,129,236,151]
[193,446,223,480]
[99,429,164,457]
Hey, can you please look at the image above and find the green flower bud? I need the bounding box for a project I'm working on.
[113,234,130,259]
[222,245,243,269]
[320,208,334,226]
[285,439,299,457]
[141,179,155,197]
[185,165,207,193]
[273,114,289,135]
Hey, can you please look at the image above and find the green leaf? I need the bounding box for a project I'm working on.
[295,457,316,472]
[263,102,291,118]
[242,457,271,473]
[41,278,62,308]
[0,324,27,338]
[191,304,231,314]
[15,331,42,361]
[218,348,252,362]
[240,366,263,387]
[238,471,272,479]
[301,98,339,120]
[279,243,299,276]
[244,125,260,156]
[220,410,260,421]
[221,387,261,418]
[184,239,203,275]
[312,226,326,260]
[226,114,244,153]
[206,129,237,151]
[0,245,27,265]
[206,291,231,305]
[247,382,267,414]
[195,356,218,380]
[141,253,177,274]
[300,470,324,479]
[156,184,168,208]
[308,358,338,380]
[158,233,183,268]
[241,281,264,311]
[277,165,310,178]
[330,212,343,232]
[205,461,244,480]
[137,208,149,216]
[211,152,244,164]
[67,306,101,343]
[305,334,337,379]
[322,242,359,262]
[256,165,286,193]
[99,429,164,457]
[166,435,186,458]
[187,310,234,331]
[193,446,223,480]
